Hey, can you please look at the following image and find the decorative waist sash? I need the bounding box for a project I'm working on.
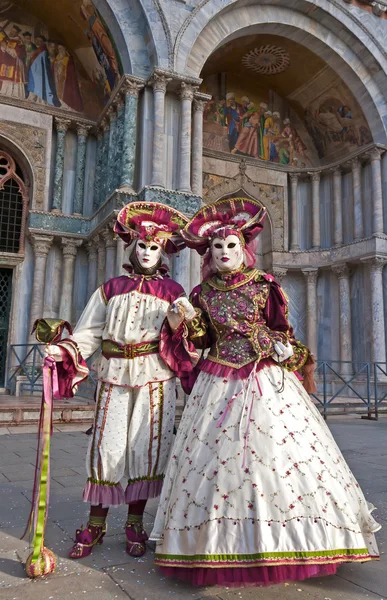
[101,339,159,360]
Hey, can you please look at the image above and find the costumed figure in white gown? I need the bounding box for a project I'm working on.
[151,197,380,587]
[46,201,198,559]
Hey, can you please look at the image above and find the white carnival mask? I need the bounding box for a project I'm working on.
[135,239,162,269]
[211,234,243,273]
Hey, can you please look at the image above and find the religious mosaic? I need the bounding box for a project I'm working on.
[0,0,122,116]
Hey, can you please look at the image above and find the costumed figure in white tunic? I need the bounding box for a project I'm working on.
[151,197,380,587]
[46,201,198,559]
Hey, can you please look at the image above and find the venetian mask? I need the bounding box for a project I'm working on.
[135,239,162,269]
[211,234,243,273]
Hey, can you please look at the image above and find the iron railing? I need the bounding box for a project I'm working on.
[5,345,387,419]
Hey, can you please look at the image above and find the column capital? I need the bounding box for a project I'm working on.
[96,127,104,141]
[107,106,117,122]
[76,123,92,137]
[149,72,172,93]
[101,226,116,248]
[55,117,71,132]
[289,172,301,183]
[329,165,342,176]
[30,234,54,257]
[272,267,288,281]
[361,255,387,272]
[332,263,351,279]
[61,237,83,257]
[193,98,207,113]
[101,118,110,133]
[308,171,321,182]
[121,77,144,97]
[366,147,384,162]
[302,268,319,283]
[180,82,198,101]
[348,156,361,170]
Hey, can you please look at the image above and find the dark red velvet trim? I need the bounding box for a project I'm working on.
[55,339,88,398]
[198,357,276,380]
[159,321,197,382]
[103,275,185,305]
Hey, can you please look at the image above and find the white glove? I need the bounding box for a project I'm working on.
[273,341,294,363]
[170,297,196,321]
[43,344,63,363]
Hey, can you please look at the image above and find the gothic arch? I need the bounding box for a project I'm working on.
[176,1,387,144]
[0,149,29,254]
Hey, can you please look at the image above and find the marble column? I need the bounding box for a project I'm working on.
[120,79,143,190]
[115,237,127,276]
[302,269,318,357]
[368,147,384,235]
[29,234,54,334]
[332,264,352,373]
[289,173,300,251]
[86,239,98,299]
[192,98,206,196]
[107,108,118,197]
[190,250,201,292]
[174,250,191,294]
[115,96,125,190]
[310,172,321,249]
[59,238,83,323]
[331,167,343,246]
[52,118,71,212]
[73,124,91,215]
[101,119,110,205]
[350,157,363,239]
[97,234,106,286]
[150,73,170,188]
[362,257,387,365]
[178,83,196,192]
[102,226,116,281]
[93,129,103,212]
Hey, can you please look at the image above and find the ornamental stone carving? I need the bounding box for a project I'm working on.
[180,82,197,101]
[54,117,71,133]
[302,268,319,284]
[61,238,83,257]
[30,234,54,257]
[332,264,351,279]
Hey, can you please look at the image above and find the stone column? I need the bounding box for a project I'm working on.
[302,269,319,357]
[115,96,125,190]
[97,234,106,286]
[190,250,201,292]
[107,108,118,197]
[331,167,343,246]
[332,264,353,373]
[52,118,71,212]
[86,239,98,299]
[102,226,116,281]
[59,238,83,323]
[272,267,288,283]
[289,173,300,251]
[93,129,103,212]
[192,98,206,196]
[115,237,127,276]
[101,119,110,205]
[120,79,143,190]
[174,250,191,295]
[178,83,196,192]
[150,73,170,188]
[73,124,91,215]
[350,157,363,240]
[310,171,321,249]
[368,147,384,235]
[362,257,387,365]
[29,234,54,333]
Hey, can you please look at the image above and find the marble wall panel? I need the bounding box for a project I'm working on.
[317,270,339,361]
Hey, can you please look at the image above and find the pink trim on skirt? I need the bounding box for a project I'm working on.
[82,481,125,507]
[198,357,276,380]
[159,563,338,587]
[125,478,163,503]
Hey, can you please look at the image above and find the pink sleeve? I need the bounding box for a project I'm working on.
[159,320,199,380]
[55,338,89,398]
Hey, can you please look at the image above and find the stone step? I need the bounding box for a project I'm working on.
[0,399,95,426]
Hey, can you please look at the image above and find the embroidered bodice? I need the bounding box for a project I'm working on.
[188,267,308,372]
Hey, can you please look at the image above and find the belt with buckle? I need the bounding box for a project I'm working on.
[101,339,159,360]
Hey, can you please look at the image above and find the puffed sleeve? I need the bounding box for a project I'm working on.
[185,287,213,350]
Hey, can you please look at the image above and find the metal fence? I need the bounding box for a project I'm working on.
[5,345,387,419]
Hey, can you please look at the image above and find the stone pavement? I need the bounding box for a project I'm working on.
[0,417,386,600]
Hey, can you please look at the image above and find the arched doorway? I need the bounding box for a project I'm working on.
[0,150,28,386]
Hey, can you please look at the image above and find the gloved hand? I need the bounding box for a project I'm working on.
[167,297,196,332]
[43,344,63,363]
[273,341,294,363]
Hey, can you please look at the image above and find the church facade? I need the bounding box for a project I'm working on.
[1,0,387,390]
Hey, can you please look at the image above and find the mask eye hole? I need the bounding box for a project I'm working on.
[138,242,146,250]
[228,243,236,249]
[150,245,159,251]
[214,243,222,249]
